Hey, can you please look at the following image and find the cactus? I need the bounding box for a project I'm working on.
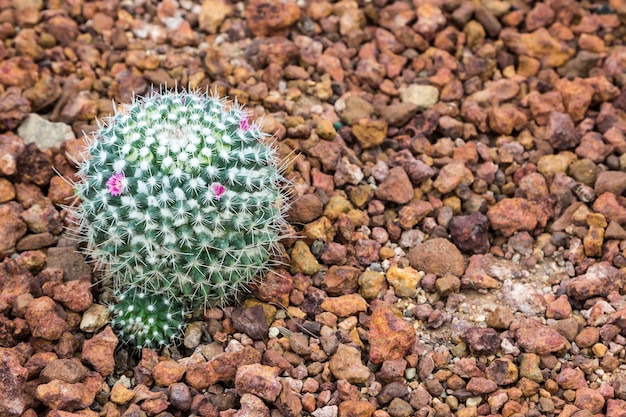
[74,90,289,318]
[109,288,187,349]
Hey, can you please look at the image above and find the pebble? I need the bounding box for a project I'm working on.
[290,241,321,276]
[0,348,28,417]
[0,203,28,259]
[514,319,568,355]
[25,296,68,341]
[376,167,413,204]
[231,305,269,341]
[81,326,118,377]
[407,238,465,277]
[40,358,87,384]
[352,118,388,149]
[186,346,262,390]
[79,304,110,333]
[386,264,420,297]
[463,327,499,356]
[35,371,102,411]
[487,198,541,237]
[335,94,374,126]
[153,359,186,387]
[320,294,368,317]
[367,304,416,365]
[400,84,439,110]
[235,393,270,417]
[110,381,135,405]
[433,161,473,194]
[567,261,621,300]
[329,344,371,384]
[449,212,490,254]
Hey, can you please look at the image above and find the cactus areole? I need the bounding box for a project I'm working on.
[75,91,289,345]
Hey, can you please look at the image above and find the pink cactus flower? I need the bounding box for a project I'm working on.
[106,172,126,196]
[239,115,250,132]
[211,182,226,200]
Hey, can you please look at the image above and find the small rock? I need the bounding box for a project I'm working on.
[487,198,541,237]
[450,212,490,254]
[379,102,418,127]
[231,305,269,341]
[607,399,626,417]
[109,70,147,104]
[374,166,414,205]
[595,170,626,195]
[466,377,498,394]
[435,274,461,297]
[110,381,135,405]
[45,247,91,281]
[0,203,27,259]
[386,264,420,297]
[338,400,375,417]
[514,319,568,355]
[352,118,388,149]
[368,304,416,364]
[321,294,368,317]
[407,238,465,276]
[575,387,605,414]
[198,0,232,33]
[235,393,270,417]
[433,161,473,194]
[25,296,68,341]
[463,327,499,356]
[334,156,364,186]
[186,346,262,390]
[329,344,371,384]
[518,353,543,383]
[17,114,74,149]
[322,265,360,296]
[400,84,439,110]
[593,192,626,224]
[0,348,28,417]
[545,111,579,150]
[49,279,92,313]
[16,232,55,251]
[153,359,186,387]
[485,358,518,385]
[35,372,102,411]
[0,57,38,89]
[235,364,282,402]
[546,295,572,319]
[245,0,301,37]
[0,87,31,131]
[169,382,192,411]
[291,240,321,275]
[19,198,63,234]
[79,304,110,333]
[81,326,118,377]
[567,261,621,300]
[40,359,87,384]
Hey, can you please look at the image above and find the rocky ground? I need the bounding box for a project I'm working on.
[1,0,626,416]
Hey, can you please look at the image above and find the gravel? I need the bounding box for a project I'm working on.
[1,0,626,416]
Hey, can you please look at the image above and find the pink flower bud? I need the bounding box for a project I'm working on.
[106,172,126,196]
[211,182,226,200]
[239,115,250,132]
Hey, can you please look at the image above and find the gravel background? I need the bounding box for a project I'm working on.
[1,0,626,416]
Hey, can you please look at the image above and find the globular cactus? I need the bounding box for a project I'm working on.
[74,90,289,315]
[109,288,187,349]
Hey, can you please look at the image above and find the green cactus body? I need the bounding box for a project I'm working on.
[109,288,187,349]
[75,91,289,313]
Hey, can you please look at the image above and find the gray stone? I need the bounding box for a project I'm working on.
[17,113,74,149]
